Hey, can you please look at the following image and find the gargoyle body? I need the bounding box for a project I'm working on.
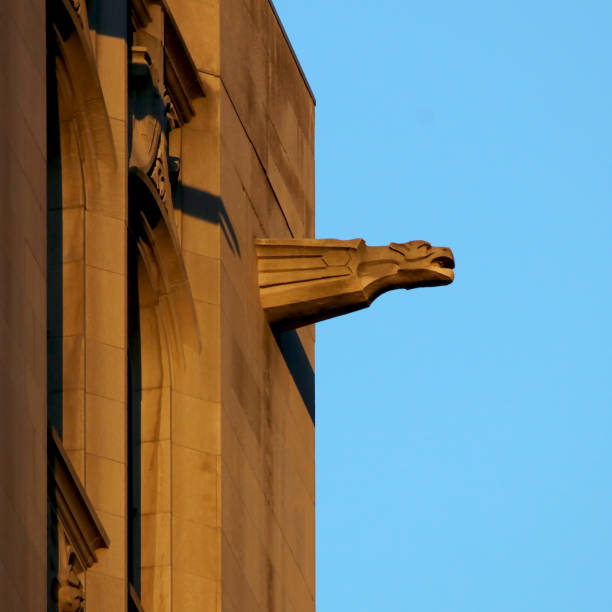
[256,238,454,330]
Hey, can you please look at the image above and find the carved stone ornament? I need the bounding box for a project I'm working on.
[129,1,204,209]
[52,527,85,612]
[129,45,174,206]
[256,238,455,329]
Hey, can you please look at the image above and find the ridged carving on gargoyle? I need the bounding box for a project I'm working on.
[256,238,455,329]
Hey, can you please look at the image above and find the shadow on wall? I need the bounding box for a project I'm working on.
[274,329,315,423]
[86,0,127,39]
[47,30,63,436]
[178,184,315,423]
[179,185,241,256]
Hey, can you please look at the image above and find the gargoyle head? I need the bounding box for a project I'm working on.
[389,240,455,287]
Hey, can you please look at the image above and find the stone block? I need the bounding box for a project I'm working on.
[172,392,220,455]
[220,268,247,335]
[85,453,126,517]
[265,139,305,237]
[62,260,85,337]
[86,211,126,274]
[220,0,269,163]
[221,534,260,611]
[85,572,126,612]
[138,305,167,391]
[90,510,127,580]
[172,444,218,526]
[141,387,171,443]
[282,539,315,612]
[173,518,219,580]
[172,570,218,612]
[85,340,125,402]
[141,565,171,612]
[165,0,220,75]
[173,341,220,402]
[184,250,220,305]
[85,393,125,463]
[141,512,171,568]
[62,389,85,454]
[266,11,314,152]
[141,440,171,515]
[85,265,126,349]
[221,386,264,496]
[95,33,127,122]
[221,448,284,582]
[181,213,221,260]
[62,334,85,392]
[194,299,221,366]
[284,403,315,505]
[221,463,280,609]
[58,206,85,263]
[22,182,45,266]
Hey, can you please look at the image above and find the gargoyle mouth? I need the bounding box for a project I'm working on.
[431,256,455,270]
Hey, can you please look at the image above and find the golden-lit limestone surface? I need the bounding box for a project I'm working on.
[3,0,317,610]
[257,238,455,329]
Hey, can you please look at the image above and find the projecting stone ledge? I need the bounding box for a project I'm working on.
[256,238,455,330]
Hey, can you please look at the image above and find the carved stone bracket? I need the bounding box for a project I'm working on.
[129,0,205,209]
[256,238,455,329]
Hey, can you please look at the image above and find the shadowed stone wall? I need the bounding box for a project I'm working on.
[0,1,47,609]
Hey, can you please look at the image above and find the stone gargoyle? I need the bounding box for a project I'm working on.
[256,238,455,330]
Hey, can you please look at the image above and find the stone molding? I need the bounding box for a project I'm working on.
[48,428,110,570]
[256,238,455,329]
[129,584,146,612]
[131,0,152,30]
[162,1,206,124]
[130,0,205,125]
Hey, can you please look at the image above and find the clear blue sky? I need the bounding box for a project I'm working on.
[273,2,612,610]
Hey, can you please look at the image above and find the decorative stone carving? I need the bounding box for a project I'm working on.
[53,527,85,612]
[128,3,205,364]
[128,0,205,208]
[256,238,455,329]
[129,45,173,206]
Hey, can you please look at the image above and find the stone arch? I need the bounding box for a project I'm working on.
[129,169,201,365]
[127,170,200,608]
[47,0,118,439]
[51,0,116,206]
[46,0,118,609]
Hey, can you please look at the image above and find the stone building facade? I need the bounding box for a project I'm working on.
[1,0,316,609]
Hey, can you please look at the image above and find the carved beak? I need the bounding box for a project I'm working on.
[425,247,455,284]
[431,247,455,283]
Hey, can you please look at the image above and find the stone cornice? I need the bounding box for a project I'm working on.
[130,0,206,125]
[162,1,206,124]
[48,428,110,570]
